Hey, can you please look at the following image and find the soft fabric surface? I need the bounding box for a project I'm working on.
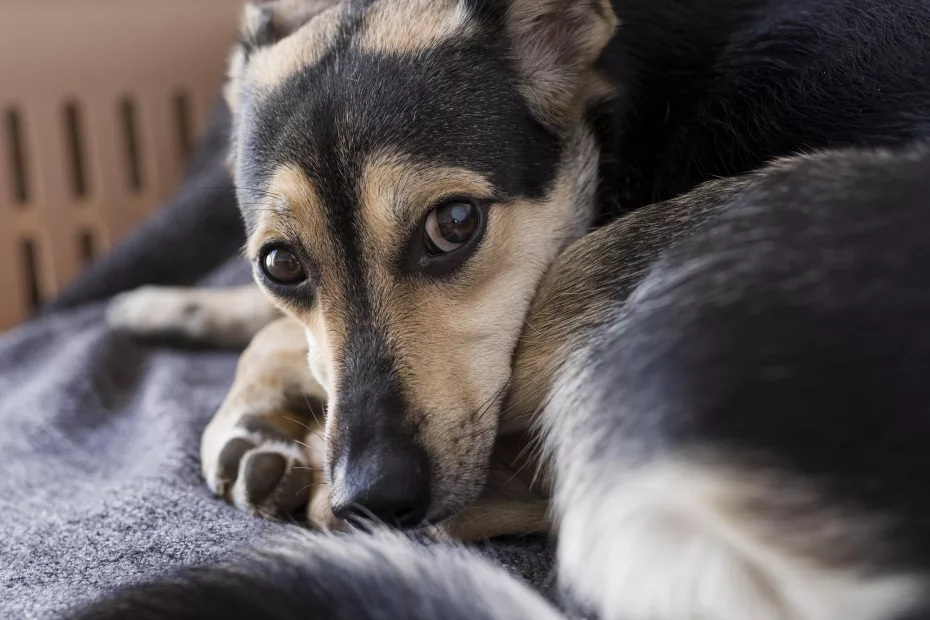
[0,102,552,620]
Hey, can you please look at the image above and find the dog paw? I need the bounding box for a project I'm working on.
[206,415,337,526]
[107,286,210,339]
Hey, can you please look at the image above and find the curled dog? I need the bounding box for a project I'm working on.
[100,0,930,618]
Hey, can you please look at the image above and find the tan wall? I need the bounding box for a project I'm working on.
[0,0,243,332]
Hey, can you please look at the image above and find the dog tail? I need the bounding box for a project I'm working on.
[64,528,563,620]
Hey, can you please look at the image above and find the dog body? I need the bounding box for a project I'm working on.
[101,0,930,617]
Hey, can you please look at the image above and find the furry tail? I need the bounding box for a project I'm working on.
[65,529,562,620]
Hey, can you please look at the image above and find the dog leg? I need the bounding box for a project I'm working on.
[201,315,337,527]
[107,284,279,348]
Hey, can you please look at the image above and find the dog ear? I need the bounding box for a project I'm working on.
[225,0,336,110]
[505,0,618,128]
[239,0,337,58]
[223,0,337,179]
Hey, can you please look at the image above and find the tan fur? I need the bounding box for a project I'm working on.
[358,0,474,55]
[242,4,342,92]
[505,0,619,128]
[242,141,598,517]
[225,1,339,116]
[438,498,550,541]
[393,188,586,510]
[111,106,605,532]
[357,125,601,515]
[245,164,332,262]
[237,149,577,517]
[502,176,751,434]
[246,163,350,397]
[358,151,496,244]
[115,0,619,537]
[191,312,548,539]
[200,317,334,525]
[223,0,340,179]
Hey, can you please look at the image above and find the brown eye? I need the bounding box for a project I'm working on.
[261,246,305,285]
[424,201,480,254]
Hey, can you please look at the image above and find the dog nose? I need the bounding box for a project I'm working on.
[331,445,431,528]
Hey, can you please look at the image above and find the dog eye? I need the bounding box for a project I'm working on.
[261,246,306,285]
[424,201,480,254]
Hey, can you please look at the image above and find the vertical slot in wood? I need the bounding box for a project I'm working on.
[64,101,89,199]
[172,90,194,163]
[119,96,143,192]
[4,108,29,205]
[19,237,41,310]
[78,229,96,265]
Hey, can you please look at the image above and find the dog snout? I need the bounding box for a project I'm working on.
[331,442,431,529]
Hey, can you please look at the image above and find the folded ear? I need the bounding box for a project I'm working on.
[505,0,618,128]
[224,0,338,178]
[225,0,337,110]
[239,0,337,58]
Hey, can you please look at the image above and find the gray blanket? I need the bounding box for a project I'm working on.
[0,102,552,620]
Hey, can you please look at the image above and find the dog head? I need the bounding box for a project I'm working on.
[225,0,617,527]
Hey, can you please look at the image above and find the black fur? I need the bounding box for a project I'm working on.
[603,0,930,207]
[74,0,930,617]
[62,531,557,620]
[569,146,930,568]
[69,146,930,620]
[236,14,563,479]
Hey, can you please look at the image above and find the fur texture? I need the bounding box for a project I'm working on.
[99,0,930,617]
[63,529,561,620]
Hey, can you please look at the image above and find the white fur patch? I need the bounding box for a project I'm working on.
[557,460,924,620]
[107,285,277,346]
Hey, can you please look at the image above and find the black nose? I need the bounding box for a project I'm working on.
[331,445,431,529]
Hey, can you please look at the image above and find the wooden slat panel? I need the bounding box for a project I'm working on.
[0,203,27,331]
[25,96,80,295]
[142,87,183,210]
[83,89,133,246]
[0,101,14,212]
[0,0,244,332]
[77,89,115,252]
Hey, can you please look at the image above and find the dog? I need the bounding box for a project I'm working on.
[96,0,930,618]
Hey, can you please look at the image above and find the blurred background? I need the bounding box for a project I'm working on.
[0,0,243,332]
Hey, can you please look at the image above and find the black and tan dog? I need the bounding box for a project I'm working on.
[98,0,930,618]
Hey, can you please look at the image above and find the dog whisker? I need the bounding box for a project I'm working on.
[302,393,326,430]
[280,415,315,432]
[292,439,323,455]
[294,481,329,496]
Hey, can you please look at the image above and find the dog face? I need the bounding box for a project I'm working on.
[226,0,616,525]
